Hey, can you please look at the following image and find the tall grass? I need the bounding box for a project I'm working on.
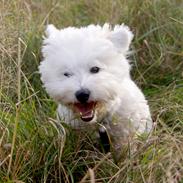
[0,0,183,182]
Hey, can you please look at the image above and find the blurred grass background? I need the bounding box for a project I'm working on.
[0,0,183,182]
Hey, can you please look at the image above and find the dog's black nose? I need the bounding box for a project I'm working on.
[75,89,90,103]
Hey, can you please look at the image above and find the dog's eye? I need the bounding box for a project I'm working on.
[64,72,72,77]
[90,66,100,74]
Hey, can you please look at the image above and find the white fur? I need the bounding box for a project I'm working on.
[39,23,152,154]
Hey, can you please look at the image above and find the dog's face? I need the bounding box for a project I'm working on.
[39,24,133,122]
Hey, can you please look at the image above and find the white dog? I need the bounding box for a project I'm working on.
[39,23,152,156]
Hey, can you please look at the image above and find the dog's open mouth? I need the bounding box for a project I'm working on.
[74,102,97,122]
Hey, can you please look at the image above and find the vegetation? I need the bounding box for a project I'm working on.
[0,0,183,182]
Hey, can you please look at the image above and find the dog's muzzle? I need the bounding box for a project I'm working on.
[75,88,90,103]
[74,89,96,122]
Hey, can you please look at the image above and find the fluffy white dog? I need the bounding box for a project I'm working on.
[39,23,152,156]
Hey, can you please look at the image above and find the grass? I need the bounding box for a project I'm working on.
[0,0,183,182]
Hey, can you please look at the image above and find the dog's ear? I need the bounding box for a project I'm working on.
[45,24,59,38]
[108,24,134,53]
[42,25,59,58]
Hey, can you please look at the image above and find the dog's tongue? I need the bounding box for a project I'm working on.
[74,102,96,122]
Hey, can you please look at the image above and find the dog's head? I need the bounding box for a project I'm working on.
[39,24,133,122]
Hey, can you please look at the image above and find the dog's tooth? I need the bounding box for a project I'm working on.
[85,112,94,118]
[79,110,94,120]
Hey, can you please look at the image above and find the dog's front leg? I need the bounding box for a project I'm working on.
[103,120,136,163]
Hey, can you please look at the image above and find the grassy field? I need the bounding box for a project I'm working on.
[0,0,183,182]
